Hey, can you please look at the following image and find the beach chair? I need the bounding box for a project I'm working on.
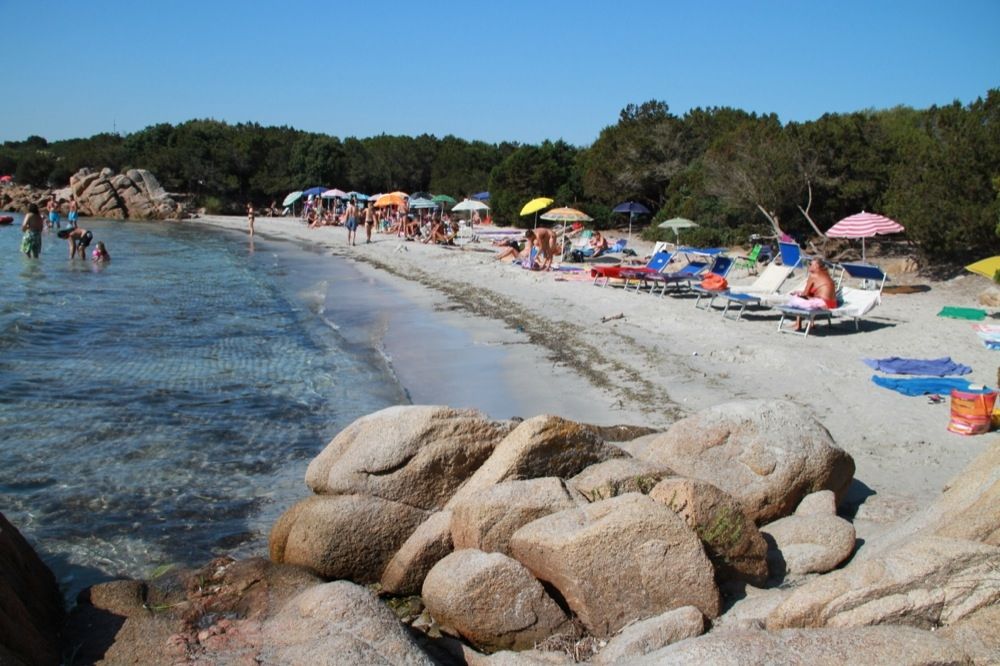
[591,251,673,287]
[692,262,793,320]
[648,253,733,297]
[778,241,803,268]
[777,263,888,336]
[732,244,762,275]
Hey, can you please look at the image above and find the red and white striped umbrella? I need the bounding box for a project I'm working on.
[826,211,904,261]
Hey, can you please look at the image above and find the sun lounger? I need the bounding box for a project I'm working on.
[591,251,673,287]
[645,253,733,297]
[776,263,888,336]
[692,263,794,320]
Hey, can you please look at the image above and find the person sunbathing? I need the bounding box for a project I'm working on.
[581,230,609,257]
[495,237,525,262]
[786,258,837,330]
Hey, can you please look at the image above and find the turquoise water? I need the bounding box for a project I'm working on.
[0,217,411,597]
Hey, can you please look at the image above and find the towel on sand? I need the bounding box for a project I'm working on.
[937,306,987,321]
[871,375,985,397]
[974,324,1000,350]
[862,357,972,376]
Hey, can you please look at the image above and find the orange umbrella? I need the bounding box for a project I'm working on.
[374,193,407,208]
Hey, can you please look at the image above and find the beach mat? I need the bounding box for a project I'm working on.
[863,356,972,376]
[937,306,987,321]
[871,375,986,397]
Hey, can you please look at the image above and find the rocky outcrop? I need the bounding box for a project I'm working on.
[766,536,1000,630]
[509,493,720,637]
[760,490,857,576]
[447,415,628,507]
[593,606,704,664]
[568,457,671,501]
[306,406,513,511]
[637,399,855,524]
[69,168,184,219]
[450,478,586,555]
[0,512,64,666]
[380,511,455,596]
[649,477,770,585]
[422,550,571,653]
[269,494,429,581]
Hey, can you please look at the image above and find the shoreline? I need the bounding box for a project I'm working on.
[195,214,997,535]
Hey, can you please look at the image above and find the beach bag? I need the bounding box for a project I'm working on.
[947,388,997,435]
[700,273,728,291]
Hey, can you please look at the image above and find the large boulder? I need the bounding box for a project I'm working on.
[269,494,429,582]
[447,415,627,508]
[261,581,434,665]
[450,478,586,555]
[766,536,1000,630]
[760,491,857,576]
[380,511,454,596]
[305,406,512,511]
[631,626,974,665]
[69,167,181,220]
[509,493,719,637]
[592,606,704,664]
[649,477,769,585]
[637,400,855,524]
[936,603,1000,665]
[0,512,64,666]
[568,457,672,502]
[422,550,571,653]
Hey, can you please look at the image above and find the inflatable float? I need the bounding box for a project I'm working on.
[0,215,13,225]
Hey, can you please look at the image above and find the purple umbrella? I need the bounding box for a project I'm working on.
[612,201,651,241]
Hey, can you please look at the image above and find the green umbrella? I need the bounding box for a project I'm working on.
[432,194,457,205]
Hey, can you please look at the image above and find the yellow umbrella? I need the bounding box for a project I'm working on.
[520,197,554,216]
[965,256,1000,281]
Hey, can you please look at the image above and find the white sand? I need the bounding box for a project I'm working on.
[196,214,998,531]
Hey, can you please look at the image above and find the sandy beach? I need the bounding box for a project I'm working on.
[196,214,998,540]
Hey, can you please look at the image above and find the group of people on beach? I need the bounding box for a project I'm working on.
[495,226,609,271]
[20,197,110,262]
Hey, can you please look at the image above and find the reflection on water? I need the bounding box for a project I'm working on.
[0,219,405,598]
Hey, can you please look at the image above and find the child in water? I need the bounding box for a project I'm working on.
[92,241,111,262]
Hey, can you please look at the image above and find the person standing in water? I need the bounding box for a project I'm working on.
[64,226,93,259]
[21,203,44,258]
[344,196,359,246]
[247,202,255,237]
[67,196,79,228]
[46,196,60,230]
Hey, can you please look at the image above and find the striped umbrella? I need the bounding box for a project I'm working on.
[540,207,593,261]
[826,211,904,261]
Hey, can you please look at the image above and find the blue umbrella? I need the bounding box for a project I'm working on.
[302,186,327,197]
[471,191,490,201]
[612,201,651,241]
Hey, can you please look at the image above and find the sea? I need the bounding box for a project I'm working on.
[0,215,560,600]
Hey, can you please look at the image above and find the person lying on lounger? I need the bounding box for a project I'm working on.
[786,258,837,331]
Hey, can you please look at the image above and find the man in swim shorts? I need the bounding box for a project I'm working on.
[68,196,79,228]
[21,203,44,258]
[46,196,60,230]
[344,196,359,246]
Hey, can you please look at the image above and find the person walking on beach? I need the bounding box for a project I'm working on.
[247,202,255,237]
[344,196,359,246]
[21,203,44,258]
[363,201,376,243]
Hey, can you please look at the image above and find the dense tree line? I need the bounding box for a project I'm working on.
[2,89,997,261]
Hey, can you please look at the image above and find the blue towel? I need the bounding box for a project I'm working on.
[870,375,987,397]
[862,357,972,376]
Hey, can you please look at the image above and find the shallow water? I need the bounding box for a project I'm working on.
[0,218,420,598]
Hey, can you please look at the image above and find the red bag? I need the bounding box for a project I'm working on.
[947,389,997,435]
[700,273,728,290]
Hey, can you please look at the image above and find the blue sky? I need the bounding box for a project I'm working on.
[5,0,998,146]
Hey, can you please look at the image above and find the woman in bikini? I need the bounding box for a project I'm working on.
[786,258,837,330]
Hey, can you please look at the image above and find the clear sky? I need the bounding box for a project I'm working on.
[5,0,998,147]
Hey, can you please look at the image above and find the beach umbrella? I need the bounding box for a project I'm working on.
[520,197,554,230]
[346,191,369,202]
[321,188,347,199]
[374,193,407,208]
[408,197,438,210]
[452,198,489,229]
[826,211,904,261]
[282,191,303,207]
[540,207,593,259]
[410,191,432,201]
[0,175,11,183]
[965,256,1000,282]
[432,194,457,205]
[302,186,327,197]
[658,217,698,244]
[612,200,651,242]
[471,191,490,201]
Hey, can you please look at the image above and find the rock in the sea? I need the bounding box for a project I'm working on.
[631,625,973,665]
[766,536,1000,630]
[637,399,855,524]
[0,512,64,666]
[270,494,429,581]
[450,477,586,555]
[509,493,719,637]
[447,415,627,508]
[649,477,769,585]
[69,167,182,220]
[261,581,434,665]
[760,491,856,576]
[380,511,455,596]
[422,550,571,653]
[593,605,704,664]
[305,405,512,511]
[569,457,672,501]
